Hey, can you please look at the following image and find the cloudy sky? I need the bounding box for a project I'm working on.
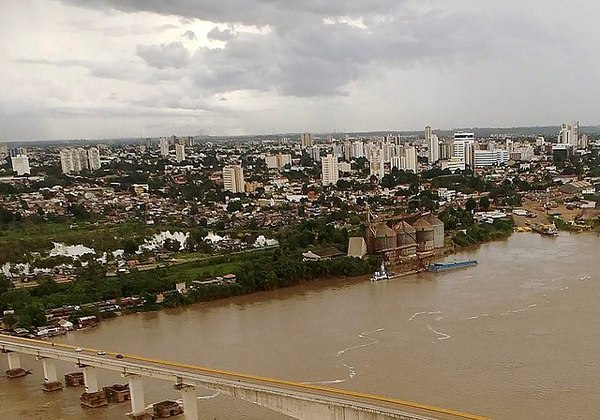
[1,0,599,141]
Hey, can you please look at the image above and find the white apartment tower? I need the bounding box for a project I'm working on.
[11,154,30,176]
[60,149,75,174]
[223,165,245,193]
[369,149,385,178]
[88,147,101,171]
[405,146,418,173]
[429,134,440,163]
[160,137,170,157]
[321,154,339,186]
[175,144,186,163]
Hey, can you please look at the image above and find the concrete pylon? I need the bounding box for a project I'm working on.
[5,351,27,378]
[7,351,21,370]
[127,374,146,418]
[179,385,198,420]
[42,358,63,392]
[83,366,99,393]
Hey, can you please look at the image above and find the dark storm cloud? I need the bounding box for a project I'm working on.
[59,0,403,27]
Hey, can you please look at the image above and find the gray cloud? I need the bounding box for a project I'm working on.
[136,42,191,69]
[181,29,196,40]
[206,27,234,42]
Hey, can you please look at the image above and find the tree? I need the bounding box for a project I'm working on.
[465,198,477,213]
[122,239,139,256]
[479,196,491,211]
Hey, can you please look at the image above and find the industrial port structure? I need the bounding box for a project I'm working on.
[365,209,445,267]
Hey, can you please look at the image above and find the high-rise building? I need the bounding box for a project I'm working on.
[300,133,314,149]
[370,149,385,178]
[223,165,245,193]
[353,141,365,158]
[60,149,75,174]
[425,125,432,142]
[265,153,292,169]
[11,154,30,176]
[88,147,101,171]
[429,134,439,163]
[558,121,579,146]
[76,148,89,171]
[405,146,418,173]
[453,132,475,169]
[175,144,186,163]
[321,154,339,186]
[309,145,321,162]
[160,137,169,157]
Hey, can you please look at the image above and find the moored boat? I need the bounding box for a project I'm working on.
[371,263,389,281]
[427,260,478,272]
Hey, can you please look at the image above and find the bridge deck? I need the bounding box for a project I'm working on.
[0,334,487,420]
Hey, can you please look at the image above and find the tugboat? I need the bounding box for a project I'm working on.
[370,262,390,282]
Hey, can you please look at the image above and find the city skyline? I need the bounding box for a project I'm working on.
[2,1,600,141]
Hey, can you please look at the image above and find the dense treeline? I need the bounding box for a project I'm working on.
[452,219,514,247]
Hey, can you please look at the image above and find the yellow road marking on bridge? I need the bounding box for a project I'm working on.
[1,335,488,420]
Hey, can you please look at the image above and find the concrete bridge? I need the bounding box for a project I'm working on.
[0,334,487,420]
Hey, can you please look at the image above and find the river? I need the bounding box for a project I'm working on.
[1,232,599,420]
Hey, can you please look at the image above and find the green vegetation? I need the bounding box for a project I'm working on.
[452,219,515,247]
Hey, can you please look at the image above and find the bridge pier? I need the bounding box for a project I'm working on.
[125,374,148,419]
[80,366,107,408]
[5,350,27,378]
[41,358,63,392]
[175,383,198,420]
[82,366,99,393]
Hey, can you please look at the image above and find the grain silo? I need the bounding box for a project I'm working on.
[395,220,417,247]
[424,214,445,249]
[413,217,434,252]
[374,223,397,251]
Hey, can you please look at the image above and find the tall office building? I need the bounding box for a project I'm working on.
[175,144,186,163]
[425,126,432,142]
[300,133,314,149]
[11,154,30,176]
[223,165,245,193]
[160,137,170,157]
[88,147,101,171]
[321,154,339,186]
[453,132,475,169]
[558,121,579,146]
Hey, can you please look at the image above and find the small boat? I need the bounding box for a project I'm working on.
[371,263,389,282]
[530,223,558,236]
[428,260,478,272]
